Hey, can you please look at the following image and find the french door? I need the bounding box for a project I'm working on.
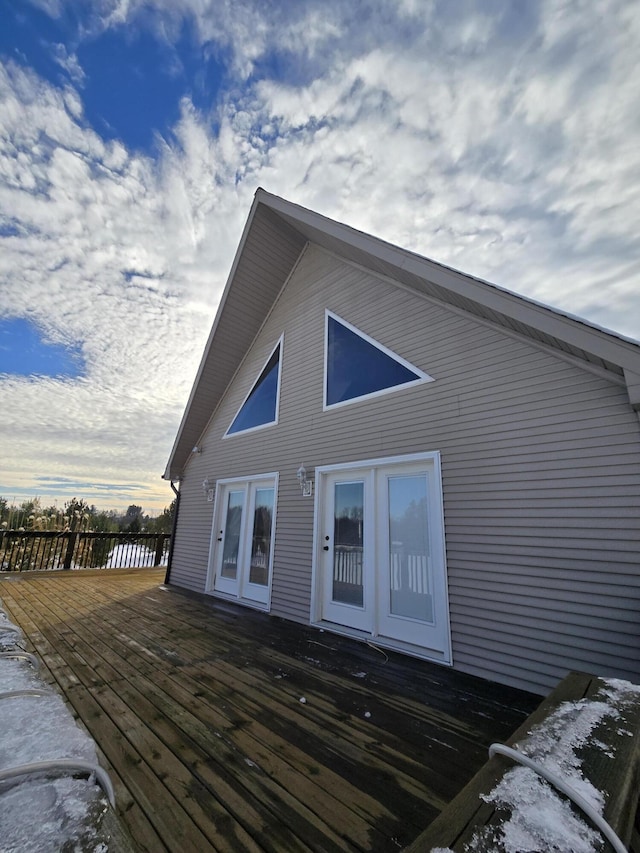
[321,471,375,632]
[316,454,451,663]
[209,474,278,608]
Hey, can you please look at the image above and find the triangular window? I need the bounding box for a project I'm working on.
[226,338,282,436]
[324,311,432,408]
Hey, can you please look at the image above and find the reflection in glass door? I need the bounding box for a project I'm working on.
[332,481,364,607]
[387,475,433,623]
[220,490,243,581]
[243,486,275,600]
[210,476,277,608]
[376,469,446,651]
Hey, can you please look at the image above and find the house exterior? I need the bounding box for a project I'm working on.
[163,189,640,696]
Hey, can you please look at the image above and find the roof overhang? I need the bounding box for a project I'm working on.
[164,189,640,480]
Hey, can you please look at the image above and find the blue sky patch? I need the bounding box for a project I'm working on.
[0,0,77,84]
[0,219,22,237]
[0,317,85,379]
[0,1,226,138]
[77,21,225,151]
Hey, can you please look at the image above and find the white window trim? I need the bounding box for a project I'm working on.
[205,471,279,612]
[323,310,433,411]
[224,334,284,438]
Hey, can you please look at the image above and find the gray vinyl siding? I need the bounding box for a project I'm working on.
[165,205,306,479]
[168,454,214,594]
[171,244,640,695]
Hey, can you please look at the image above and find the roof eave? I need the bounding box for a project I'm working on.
[256,190,640,371]
[164,190,640,480]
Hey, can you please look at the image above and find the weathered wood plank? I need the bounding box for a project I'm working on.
[127,671,350,853]
[10,590,264,852]
[39,601,353,850]
[2,584,197,852]
[582,677,640,847]
[405,672,593,851]
[405,671,640,852]
[95,595,490,833]
[29,588,398,848]
[0,569,539,853]
[4,577,387,848]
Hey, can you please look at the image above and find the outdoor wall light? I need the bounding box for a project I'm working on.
[296,464,313,497]
[202,478,214,502]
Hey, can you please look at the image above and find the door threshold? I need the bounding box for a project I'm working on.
[206,589,270,613]
[312,620,452,666]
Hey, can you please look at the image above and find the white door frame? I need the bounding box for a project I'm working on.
[312,451,452,665]
[206,472,278,610]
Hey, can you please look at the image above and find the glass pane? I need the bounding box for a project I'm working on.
[388,475,433,622]
[332,481,364,606]
[221,490,243,578]
[228,345,280,434]
[249,487,274,586]
[327,315,421,406]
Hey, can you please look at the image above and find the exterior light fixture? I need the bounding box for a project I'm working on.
[296,464,313,497]
[202,478,214,502]
[192,446,202,454]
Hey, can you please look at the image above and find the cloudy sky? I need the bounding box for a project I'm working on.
[1,0,639,513]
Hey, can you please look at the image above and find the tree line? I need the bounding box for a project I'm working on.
[0,497,175,534]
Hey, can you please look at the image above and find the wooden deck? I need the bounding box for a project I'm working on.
[0,568,538,852]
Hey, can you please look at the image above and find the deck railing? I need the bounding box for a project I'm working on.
[0,531,170,572]
[332,546,431,593]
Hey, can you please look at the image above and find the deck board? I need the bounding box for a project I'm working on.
[0,568,538,852]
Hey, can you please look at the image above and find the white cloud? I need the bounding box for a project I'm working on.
[2,0,640,510]
[0,64,241,510]
[25,0,64,16]
[236,1,640,333]
[52,44,86,86]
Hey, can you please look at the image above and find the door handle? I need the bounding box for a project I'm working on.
[323,546,329,551]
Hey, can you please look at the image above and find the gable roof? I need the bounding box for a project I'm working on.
[164,188,640,481]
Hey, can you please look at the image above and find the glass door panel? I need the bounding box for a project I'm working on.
[248,487,274,587]
[221,490,244,580]
[320,472,374,633]
[332,481,364,606]
[213,486,246,597]
[376,462,449,655]
[388,475,433,623]
[240,483,275,605]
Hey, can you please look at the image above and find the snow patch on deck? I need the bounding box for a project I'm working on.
[463,678,640,853]
[0,603,111,851]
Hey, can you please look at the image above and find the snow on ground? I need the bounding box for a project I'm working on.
[0,613,23,649]
[0,602,111,852]
[104,542,164,568]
